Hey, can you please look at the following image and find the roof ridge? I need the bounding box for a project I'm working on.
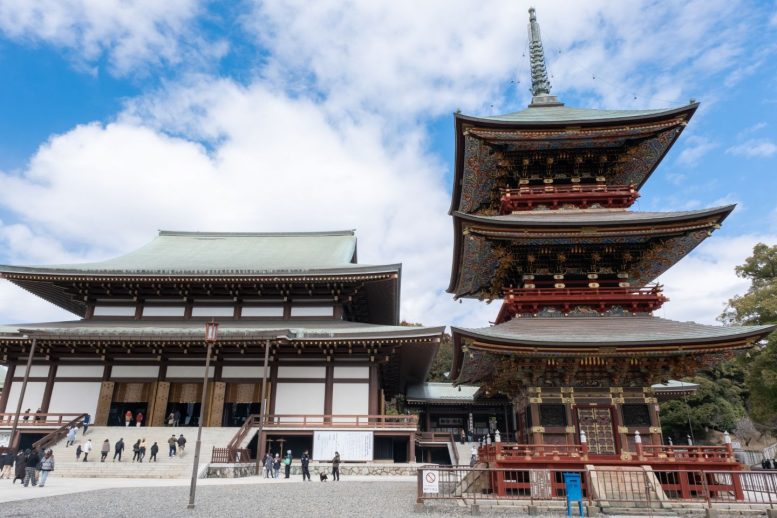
[158,230,356,238]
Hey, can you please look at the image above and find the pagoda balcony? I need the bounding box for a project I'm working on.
[499,184,639,212]
[497,285,666,321]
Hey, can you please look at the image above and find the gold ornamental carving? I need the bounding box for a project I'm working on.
[611,397,625,404]
[617,426,628,434]
[530,426,545,434]
[609,387,624,394]
[529,397,543,403]
[565,426,576,434]
[649,426,661,434]
[644,397,658,404]
[620,452,632,461]
[561,397,575,404]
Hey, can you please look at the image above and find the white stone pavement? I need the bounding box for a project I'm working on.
[0,474,417,503]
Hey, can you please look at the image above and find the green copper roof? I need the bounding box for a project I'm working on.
[453,316,775,347]
[482,105,687,124]
[0,230,397,276]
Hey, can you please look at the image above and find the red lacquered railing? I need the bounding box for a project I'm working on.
[500,183,639,212]
[0,412,87,427]
[260,414,418,428]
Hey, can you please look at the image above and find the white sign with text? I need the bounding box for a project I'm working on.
[313,431,373,461]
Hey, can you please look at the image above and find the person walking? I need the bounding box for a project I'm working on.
[23,449,39,487]
[12,450,25,484]
[331,451,341,481]
[82,414,91,435]
[124,410,132,427]
[138,439,147,462]
[113,438,124,462]
[149,442,159,462]
[300,450,311,481]
[168,435,177,457]
[283,450,292,479]
[75,443,82,461]
[263,453,273,478]
[135,411,144,428]
[132,440,141,462]
[273,454,280,479]
[100,439,110,462]
[177,434,186,454]
[38,450,55,487]
[66,426,76,447]
[82,439,92,462]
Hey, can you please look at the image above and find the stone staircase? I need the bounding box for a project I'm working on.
[46,426,238,479]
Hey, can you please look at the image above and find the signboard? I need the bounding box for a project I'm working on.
[313,431,373,461]
[422,470,439,494]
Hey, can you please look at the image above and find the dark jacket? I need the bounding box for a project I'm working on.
[26,451,40,469]
[115,439,124,453]
[150,443,159,455]
[14,453,26,479]
[177,436,186,447]
[332,453,341,468]
[301,454,310,468]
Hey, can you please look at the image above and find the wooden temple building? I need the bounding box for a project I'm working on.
[0,230,443,461]
[448,8,775,475]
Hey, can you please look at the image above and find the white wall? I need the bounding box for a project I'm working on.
[333,366,369,379]
[274,382,325,422]
[277,366,325,379]
[166,366,214,378]
[12,365,49,378]
[4,381,46,412]
[47,382,100,418]
[56,365,104,378]
[332,383,369,419]
[221,366,262,379]
[110,365,160,378]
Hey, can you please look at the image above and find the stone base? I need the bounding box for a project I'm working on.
[207,462,422,478]
[207,464,258,478]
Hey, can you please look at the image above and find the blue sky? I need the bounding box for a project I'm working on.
[0,0,776,328]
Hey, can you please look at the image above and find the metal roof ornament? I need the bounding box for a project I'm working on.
[527,8,563,107]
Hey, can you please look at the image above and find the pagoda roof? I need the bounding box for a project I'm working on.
[449,206,733,298]
[451,316,775,381]
[465,103,697,126]
[0,230,386,277]
[450,103,697,215]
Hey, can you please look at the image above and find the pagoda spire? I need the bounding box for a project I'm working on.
[527,7,562,106]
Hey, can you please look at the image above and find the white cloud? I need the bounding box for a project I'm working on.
[0,0,219,75]
[0,78,497,328]
[658,234,777,325]
[726,139,777,158]
[677,136,717,166]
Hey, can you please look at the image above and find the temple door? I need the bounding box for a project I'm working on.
[576,407,616,455]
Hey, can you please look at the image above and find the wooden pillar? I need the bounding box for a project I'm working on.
[368,365,379,415]
[40,365,57,412]
[94,381,115,426]
[323,364,334,417]
[0,364,15,413]
[208,381,226,427]
[268,363,278,414]
[408,432,415,462]
[149,381,170,426]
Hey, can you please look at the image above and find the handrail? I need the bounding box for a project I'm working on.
[0,412,87,427]
[501,184,635,196]
[211,447,251,464]
[227,415,256,450]
[31,413,87,451]
[260,414,418,428]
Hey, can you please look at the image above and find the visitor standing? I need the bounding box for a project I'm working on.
[459,429,466,445]
[132,440,140,462]
[22,409,30,423]
[273,454,280,479]
[150,442,159,462]
[100,439,110,462]
[113,438,124,462]
[38,450,54,487]
[66,426,76,447]
[469,445,478,467]
[135,412,144,427]
[331,451,341,481]
[82,439,92,462]
[125,410,132,427]
[301,450,311,481]
[168,435,177,457]
[284,450,292,479]
[264,453,273,478]
[0,449,13,479]
[138,439,147,462]
[177,434,187,454]
[82,414,91,435]
[23,449,39,487]
[12,450,25,484]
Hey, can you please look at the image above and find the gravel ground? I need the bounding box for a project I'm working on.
[0,481,500,518]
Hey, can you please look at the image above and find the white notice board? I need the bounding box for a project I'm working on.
[313,431,373,461]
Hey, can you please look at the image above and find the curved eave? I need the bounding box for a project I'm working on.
[449,103,698,216]
[447,205,733,295]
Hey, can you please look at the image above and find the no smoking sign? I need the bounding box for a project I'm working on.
[422,470,439,494]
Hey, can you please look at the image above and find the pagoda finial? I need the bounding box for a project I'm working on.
[527,8,562,107]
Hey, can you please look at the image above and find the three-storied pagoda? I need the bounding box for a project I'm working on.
[449,9,774,463]
[0,230,442,461]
